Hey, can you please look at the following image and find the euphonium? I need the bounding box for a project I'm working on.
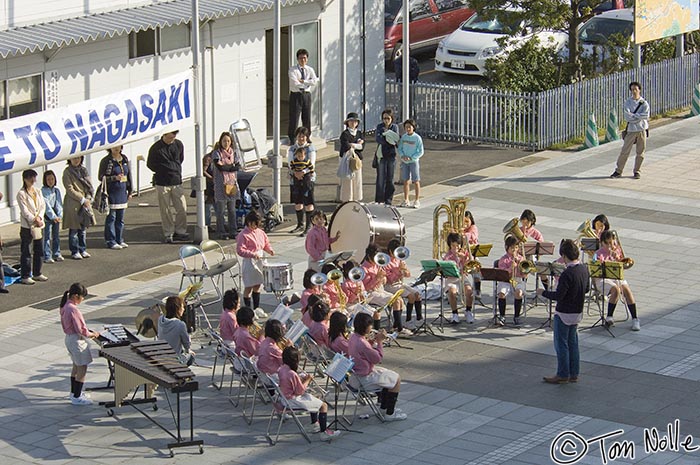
[433,196,472,259]
[464,259,482,274]
[250,322,263,339]
[577,219,597,239]
[612,231,634,269]
[503,217,526,243]
[328,268,347,310]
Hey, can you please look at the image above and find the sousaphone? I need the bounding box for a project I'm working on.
[135,303,164,338]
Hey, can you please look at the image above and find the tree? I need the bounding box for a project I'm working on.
[468,0,607,81]
[484,36,563,92]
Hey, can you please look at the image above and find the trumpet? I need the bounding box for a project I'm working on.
[611,231,634,269]
[368,328,388,342]
[518,259,537,274]
[310,272,328,286]
[250,322,263,339]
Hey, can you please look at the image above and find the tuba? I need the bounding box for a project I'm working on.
[464,259,482,274]
[518,259,537,274]
[611,231,634,269]
[503,218,526,243]
[433,196,472,259]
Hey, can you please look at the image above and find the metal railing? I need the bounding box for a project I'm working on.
[386,53,700,150]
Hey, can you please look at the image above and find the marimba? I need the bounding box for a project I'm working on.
[89,324,141,391]
[100,341,203,456]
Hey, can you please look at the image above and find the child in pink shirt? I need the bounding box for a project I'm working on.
[257,319,289,375]
[304,211,340,271]
[236,211,275,310]
[308,301,331,347]
[232,307,262,357]
[497,235,526,326]
[462,210,482,297]
[219,289,239,347]
[278,347,341,441]
[347,313,406,421]
[361,244,405,334]
[329,312,350,354]
[595,230,639,330]
[442,233,475,324]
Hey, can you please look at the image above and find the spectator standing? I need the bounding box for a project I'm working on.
[17,169,48,284]
[211,132,242,240]
[62,157,95,260]
[287,49,319,141]
[610,82,649,180]
[147,130,189,243]
[338,112,364,203]
[393,55,420,83]
[41,170,64,263]
[98,145,133,250]
[397,119,424,208]
[203,153,215,233]
[0,192,6,293]
[287,127,317,235]
[374,109,400,204]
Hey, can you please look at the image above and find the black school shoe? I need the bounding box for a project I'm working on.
[610,171,622,178]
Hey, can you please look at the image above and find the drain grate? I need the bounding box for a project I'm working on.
[439,174,486,187]
[31,294,96,311]
[128,264,182,282]
[504,156,546,168]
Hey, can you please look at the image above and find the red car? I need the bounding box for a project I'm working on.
[384,0,475,62]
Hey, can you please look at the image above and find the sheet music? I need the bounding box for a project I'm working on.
[269,303,294,325]
[325,353,354,383]
[285,320,308,345]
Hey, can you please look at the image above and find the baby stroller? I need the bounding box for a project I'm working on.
[236,171,283,233]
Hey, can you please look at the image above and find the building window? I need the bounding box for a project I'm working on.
[0,74,43,120]
[129,24,191,59]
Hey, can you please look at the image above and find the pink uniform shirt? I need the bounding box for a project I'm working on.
[348,332,383,376]
[305,225,337,261]
[385,257,403,284]
[308,320,330,347]
[232,326,261,357]
[236,226,272,258]
[330,335,350,354]
[257,337,283,374]
[341,280,365,305]
[595,246,622,262]
[521,225,543,242]
[219,310,238,342]
[278,365,305,399]
[361,261,383,292]
[60,302,90,337]
[443,249,467,270]
[463,224,479,245]
[323,281,341,309]
[498,252,525,279]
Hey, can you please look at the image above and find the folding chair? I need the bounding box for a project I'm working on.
[300,335,333,381]
[239,354,273,425]
[209,329,236,391]
[230,119,262,171]
[178,245,222,302]
[342,371,385,423]
[491,259,528,321]
[227,350,249,407]
[200,239,241,292]
[586,277,630,322]
[263,373,312,445]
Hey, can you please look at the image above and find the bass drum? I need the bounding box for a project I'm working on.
[329,202,405,261]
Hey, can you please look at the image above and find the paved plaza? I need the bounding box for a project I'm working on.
[1,115,700,464]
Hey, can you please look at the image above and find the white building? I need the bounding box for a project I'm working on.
[0,0,385,224]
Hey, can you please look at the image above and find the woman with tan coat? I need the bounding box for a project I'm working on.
[63,156,95,260]
[16,169,48,284]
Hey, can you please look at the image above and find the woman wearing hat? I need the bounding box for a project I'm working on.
[337,112,364,202]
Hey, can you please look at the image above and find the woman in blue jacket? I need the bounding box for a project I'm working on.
[374,109,400,205]
[98,146,133,250]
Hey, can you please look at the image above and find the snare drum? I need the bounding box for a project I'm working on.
[263,262,294,292]
[329,202,405,261]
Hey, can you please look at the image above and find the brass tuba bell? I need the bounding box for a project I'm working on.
[433,196,472,258]
[310,272,328,286]
[464,259,481,274]
[503,218,526,243]
[348,266,366,282]
[394,246,410,261]
[518,259,537,274]
[577,219,597,239]
[135,304,163,338]
[374,252,391,267]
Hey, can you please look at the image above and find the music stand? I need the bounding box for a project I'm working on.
[320,250,356,266]
[580,238,599,263]
[584,261,623,338]
[469,244,492,308]
[477,267,511,330]
[529,261,566,331]
[325,354,362,434]
[523,241,555,306]
[420,260,461,333]
[410,269,442,338]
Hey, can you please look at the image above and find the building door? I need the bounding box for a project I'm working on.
[266,21,320,141]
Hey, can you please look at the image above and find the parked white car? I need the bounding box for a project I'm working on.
[435,11,567,76]
[578,7,633,57]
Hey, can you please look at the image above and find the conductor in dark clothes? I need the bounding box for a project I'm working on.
[538,239,590,384]
[287,49,319,141]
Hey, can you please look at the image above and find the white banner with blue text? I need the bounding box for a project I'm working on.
[0,71,193,175]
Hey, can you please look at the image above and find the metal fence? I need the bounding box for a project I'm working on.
[386,53,700,150]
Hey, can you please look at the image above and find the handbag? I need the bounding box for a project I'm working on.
[372,145,381,169]
[225,183,238,196]
[30,226,43,240]
[349,152,362,171]
[95,176,109,215]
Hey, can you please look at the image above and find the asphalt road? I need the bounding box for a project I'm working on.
[0,138,528,312]
[386,48,486,87]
